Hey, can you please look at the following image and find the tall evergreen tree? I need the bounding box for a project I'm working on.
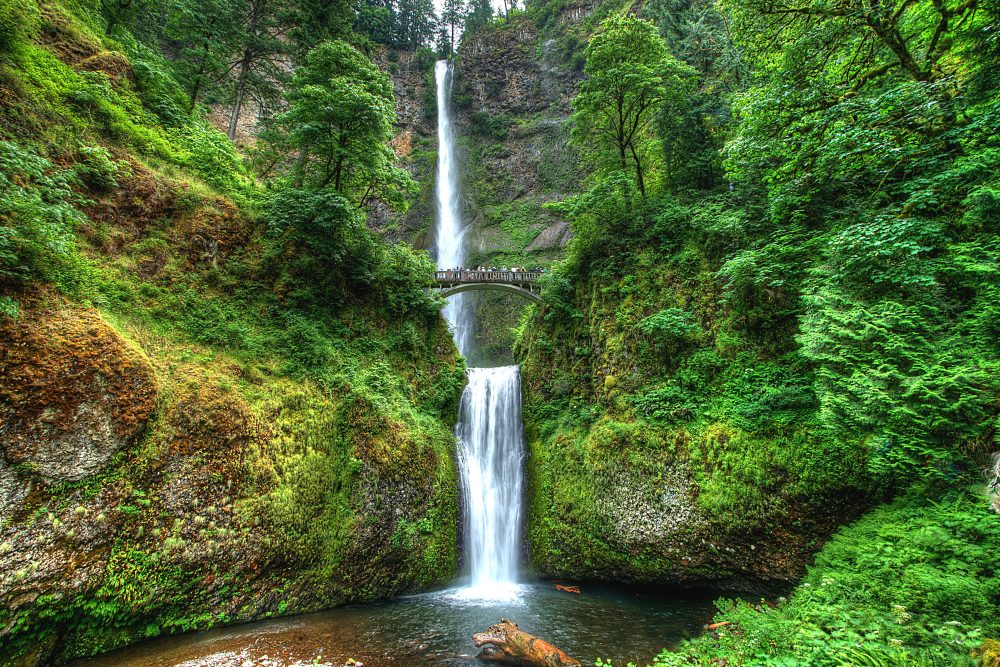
[286,0,354,63]
[227,0,289,140]
[165,0,241,110]
[395,0,437,47]
[441,0,465,53]
[463,0,492,35]
[355,0,395,45]
[435,24,451,56]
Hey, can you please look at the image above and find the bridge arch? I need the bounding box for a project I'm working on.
[436,282,543,304]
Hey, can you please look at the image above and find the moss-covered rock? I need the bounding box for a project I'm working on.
[0,291,157,485]
[518,246,872,588]
[0,293,464,665]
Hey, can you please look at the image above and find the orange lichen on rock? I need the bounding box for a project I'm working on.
[0,292,157,481]
[167,378,266,460]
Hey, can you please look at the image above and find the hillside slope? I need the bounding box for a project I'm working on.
[0,1,465,663]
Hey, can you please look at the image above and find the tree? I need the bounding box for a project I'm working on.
[165,0,241,110]
[441,0,466,53]
[355,0,395,45]
[227,0,289,141]
[644,0,744,188]
[499,0,516,19]
[435,25,451,57]
[100,0,157,38]
[264,40,414,207]
[463,0,493,35]
[725,0,980,87]
[286,0,354,62]
[571,15,694,196]
[395,0,437,47]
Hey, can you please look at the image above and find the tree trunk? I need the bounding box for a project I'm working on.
[473,619,581,667]
[629,141,645,196]
[228,59,248,141]
[189,41,211,111]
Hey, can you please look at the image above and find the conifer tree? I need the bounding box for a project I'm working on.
[286,0,354,62]
[395,0,437,47]
[463,0,492,35]
[165,0,241,110]
[227,0,289,140]
[441,0,466,53]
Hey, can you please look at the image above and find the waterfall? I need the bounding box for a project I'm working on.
[434,60,472,357]
[434,60,525,601]
[455,366,525,597]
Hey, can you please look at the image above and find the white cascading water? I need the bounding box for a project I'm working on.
[455,367,525,598]
[434,60,525,601]
[434,60,472,357]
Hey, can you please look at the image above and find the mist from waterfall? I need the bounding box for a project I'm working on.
[434,60,525,601]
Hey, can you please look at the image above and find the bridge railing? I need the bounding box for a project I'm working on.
[434,270,543,284]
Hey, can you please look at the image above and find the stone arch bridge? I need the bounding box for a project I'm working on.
[433,270,543,304]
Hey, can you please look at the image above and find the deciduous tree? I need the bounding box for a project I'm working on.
[264,41,414,207]
[571,15,694,196]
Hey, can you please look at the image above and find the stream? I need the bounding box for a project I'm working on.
[71,583,716,667]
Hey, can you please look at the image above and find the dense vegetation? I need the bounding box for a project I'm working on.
[0,0,465,662]
[516,0,1000,663]
[1,0,998,663]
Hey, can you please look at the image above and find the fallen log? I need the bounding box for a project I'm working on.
[473,619,581,667]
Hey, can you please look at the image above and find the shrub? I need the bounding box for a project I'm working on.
[76,145,130,192]
[612,492,1000,667]
[0,141,91,295]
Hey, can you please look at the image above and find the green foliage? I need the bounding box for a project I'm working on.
[0,141,91,294]
[571,15,695,196]
[76,145,131,192]
[623,492,1000,667]
[164,0,241,109]
[264,40,414,207]
[637,308,700,349]
[0,0,40,52]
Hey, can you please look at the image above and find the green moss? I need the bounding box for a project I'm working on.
[0,1,466,663]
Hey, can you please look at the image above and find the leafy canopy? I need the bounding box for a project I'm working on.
[571,15,694,196]
[263,40,414,208]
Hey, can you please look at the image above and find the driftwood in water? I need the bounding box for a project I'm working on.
[473,619,582,667]
[554,584,580,594]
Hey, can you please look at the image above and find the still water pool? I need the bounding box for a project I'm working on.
[72,581,717,667]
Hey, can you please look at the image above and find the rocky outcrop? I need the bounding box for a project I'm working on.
[0,292,156,486]
[0,294,462,666]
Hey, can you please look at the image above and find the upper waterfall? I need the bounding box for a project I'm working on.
[434,60,472,357]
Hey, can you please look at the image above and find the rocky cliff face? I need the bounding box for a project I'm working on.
[0,288,462,665]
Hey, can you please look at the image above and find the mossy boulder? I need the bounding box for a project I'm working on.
[0,291,157,485]
[979,639,1000,667]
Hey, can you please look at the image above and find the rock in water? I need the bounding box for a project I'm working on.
[472,619,581,667]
